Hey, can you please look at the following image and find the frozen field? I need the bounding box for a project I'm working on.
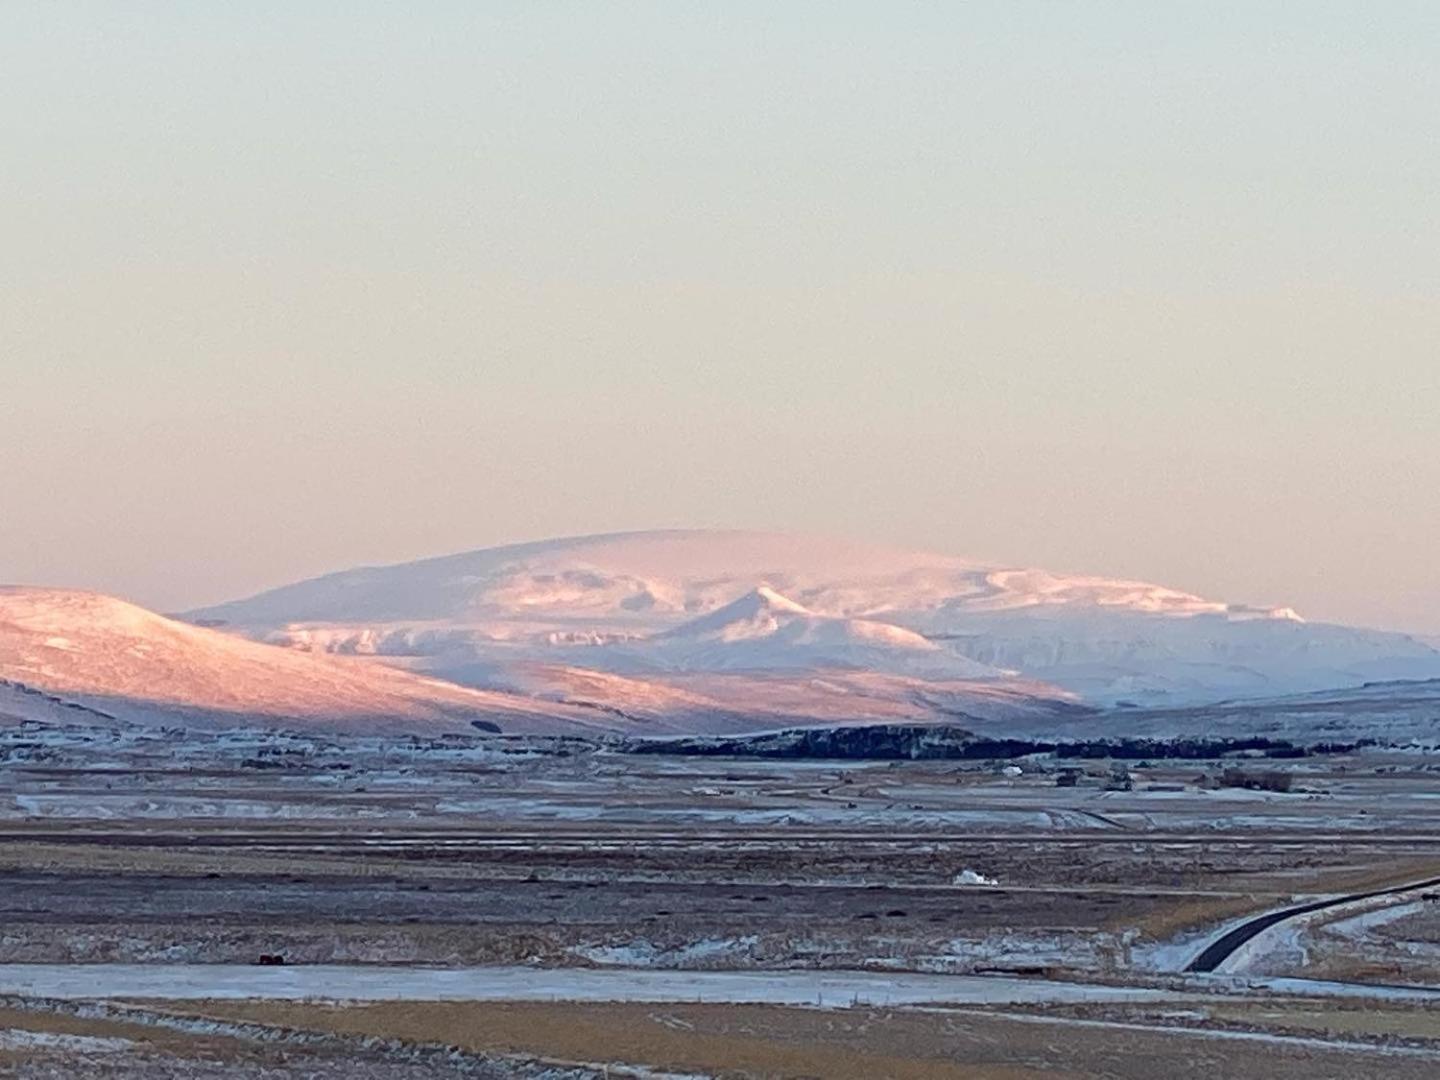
[3,722,1440,1076]
[0,963,1181,1006]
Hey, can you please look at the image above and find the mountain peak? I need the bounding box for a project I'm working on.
[663,585,814,643]
[748,585,812,615]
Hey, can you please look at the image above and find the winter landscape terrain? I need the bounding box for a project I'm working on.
[3,531,1440,1077]
[186,530,1440,713]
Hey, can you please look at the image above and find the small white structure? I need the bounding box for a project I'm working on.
[954,869,998,886]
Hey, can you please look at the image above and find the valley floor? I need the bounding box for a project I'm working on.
[2,723,1439,1076]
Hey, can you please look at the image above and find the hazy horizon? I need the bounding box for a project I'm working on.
[5,3,1438,635]
[9,524,1435,641]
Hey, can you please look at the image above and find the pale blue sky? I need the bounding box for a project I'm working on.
[3,2,1437,632]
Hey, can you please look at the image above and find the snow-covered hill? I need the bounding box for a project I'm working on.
[0,587,612,735]
[467,662,1085,734]
[1,585,1067,736]
[0,677,129,729]
[188,530,1440,707]
[1080,679,1440,745]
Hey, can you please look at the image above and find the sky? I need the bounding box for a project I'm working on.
[2,2,1437,634]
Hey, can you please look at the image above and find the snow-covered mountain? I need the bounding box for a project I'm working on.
[1,585,1067,736]
[8,529,1430,738]
[187,530,1440,707]
[189,529,1293,628]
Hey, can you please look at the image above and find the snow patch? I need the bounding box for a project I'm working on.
[954,869,998,886]
[0,1029,133,1052]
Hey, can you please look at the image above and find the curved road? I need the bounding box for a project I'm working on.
[1186,874,1440,973]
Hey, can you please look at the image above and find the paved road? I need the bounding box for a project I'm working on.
[1186,875,1440,973]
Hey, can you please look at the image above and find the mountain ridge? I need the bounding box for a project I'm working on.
[185,530,1440,707]
[189,529,1302,628]
[1,584,1069,736]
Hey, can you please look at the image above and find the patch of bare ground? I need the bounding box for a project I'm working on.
[1114,893,1262,941]
[172,999,1440,1080]
[1122,859,1440,947]
[1028,997,1440,1046]
[0,1003,458,1079]
[1298,954,1440,986]
[1288,909,1440,987]
[0,1002,222,1049]
[0,1000,592,1078]
[1205,1000,1440,1042]
[0,863,1186,970]
[1270,858,1440,896]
